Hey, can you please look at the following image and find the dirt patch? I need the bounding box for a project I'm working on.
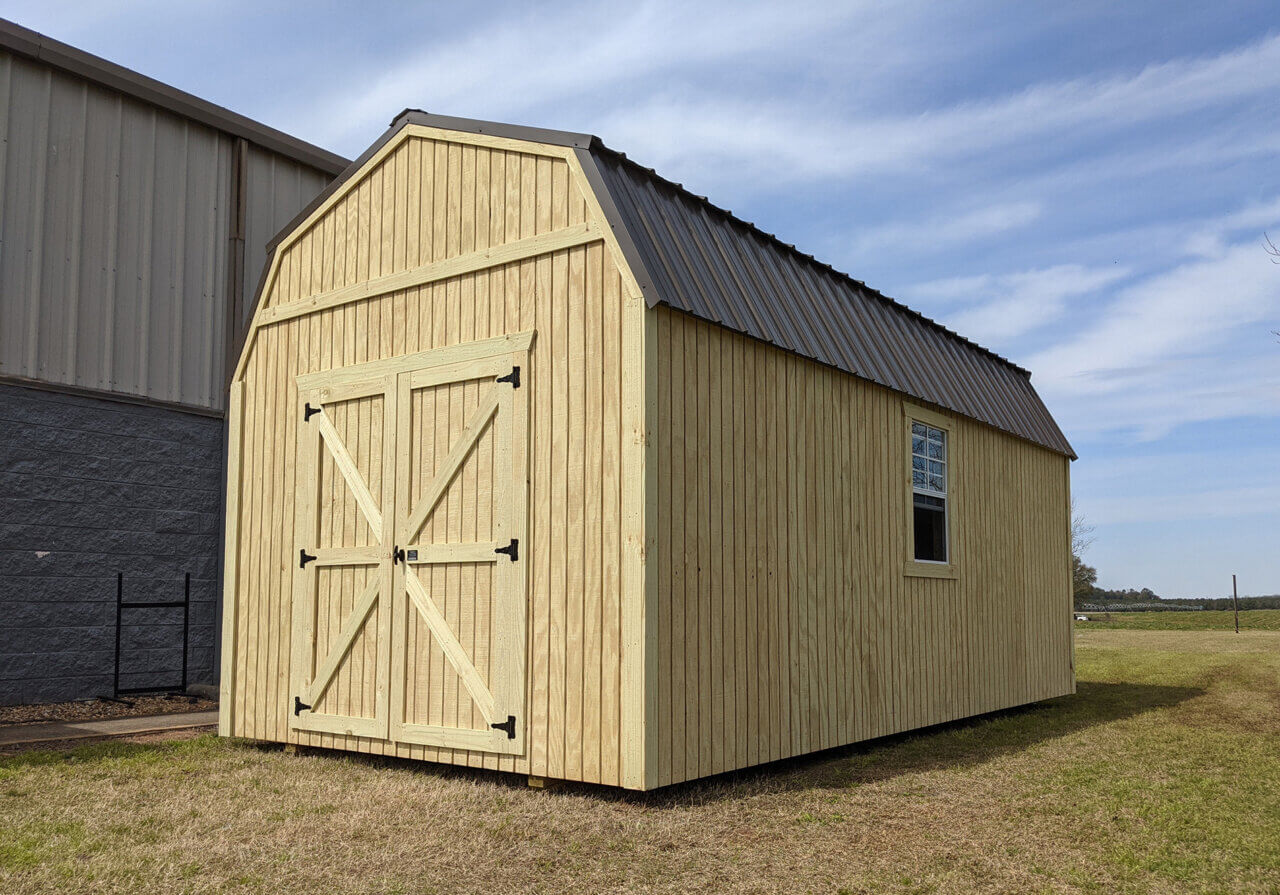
[0,695,216,726]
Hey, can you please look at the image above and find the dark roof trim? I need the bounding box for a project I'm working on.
[0,17,348,175]
[394,109,597,151]
[573,146,660,300]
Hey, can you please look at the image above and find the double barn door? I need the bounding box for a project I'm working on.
[287,334,531,754]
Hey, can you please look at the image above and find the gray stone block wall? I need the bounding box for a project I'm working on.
[0,382,224,705]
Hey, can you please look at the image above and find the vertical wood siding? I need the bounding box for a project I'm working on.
[649,307,1074,788]
[228,134,628,785]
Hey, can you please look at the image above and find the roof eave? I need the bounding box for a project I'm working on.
[391,109,599,151]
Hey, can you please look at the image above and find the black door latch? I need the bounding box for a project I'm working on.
[490,715,516,739]
[494,538,519,562]
[392,546,405,564]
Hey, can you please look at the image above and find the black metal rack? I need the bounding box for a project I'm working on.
[111,571,191,698]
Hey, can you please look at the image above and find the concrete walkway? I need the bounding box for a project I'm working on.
[0,710,219,746]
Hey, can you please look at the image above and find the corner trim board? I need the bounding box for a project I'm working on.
[217,380,244,737]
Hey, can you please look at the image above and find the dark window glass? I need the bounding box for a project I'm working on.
[913,493,947,562]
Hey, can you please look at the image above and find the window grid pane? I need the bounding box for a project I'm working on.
[911,421,946,497]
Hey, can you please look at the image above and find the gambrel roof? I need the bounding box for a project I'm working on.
[262,110,1075,458]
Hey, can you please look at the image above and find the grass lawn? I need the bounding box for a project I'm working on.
[1075,607,1280,631]
[3,629,1278,894]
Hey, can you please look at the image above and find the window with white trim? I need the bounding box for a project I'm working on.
[911,421,948,563]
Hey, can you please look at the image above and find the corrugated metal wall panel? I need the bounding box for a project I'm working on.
[0,49,335,412]
[588,147,1075,457]
[240,145,331,331]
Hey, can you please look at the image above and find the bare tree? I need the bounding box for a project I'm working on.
[1071,499,1097,601]
[1270,235,1280,341]
[1072,499,1095,556]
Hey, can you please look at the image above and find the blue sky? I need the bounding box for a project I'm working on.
[9,1,1278,597]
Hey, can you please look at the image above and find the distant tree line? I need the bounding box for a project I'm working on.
[1074,585,1280,612]
[1068,501,1278,611]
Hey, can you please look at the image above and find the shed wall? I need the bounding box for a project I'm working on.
[225,133,633,786]
[649,307,1074,787]
[0,48,332,410]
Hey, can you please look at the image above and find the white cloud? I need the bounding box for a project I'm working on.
[284,1,883,151]
[1086,485,1280,526]
[1026,233,1280,443]
[1074,446,1270,520]
[1046,352,1280,442]
[1183,196,1280,259]
[588,32,1280,188]
[902,263,1129,344]
[849,201,1042,257]
[1029,241,1280,400]
[247,1,1280,193]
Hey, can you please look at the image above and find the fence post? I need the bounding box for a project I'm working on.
[1232,574,1240,635]
[181,572,191,692]
[113,572,123,699]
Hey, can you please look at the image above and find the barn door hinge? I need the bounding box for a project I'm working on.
[490,715,516,739]
[496,366,520,389]
[494,538,519,562]
[294,696,311,716]
[303,402,321,421]
[299,549,317,568]
[392,546,405,565]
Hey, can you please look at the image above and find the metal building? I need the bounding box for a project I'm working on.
[0,19,347,705]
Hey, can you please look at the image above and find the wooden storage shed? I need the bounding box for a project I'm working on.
[220,111,1076,790]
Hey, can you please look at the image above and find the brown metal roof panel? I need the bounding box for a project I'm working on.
[735,228,843,370]
[852,290,935,400]
[631,161,767,338]
[918,318,988,418]
[697,215,797,350]
[584,138,1074,457]
[592,153,704,318]
[748,243,839,366]
[819,278,899,389]
[689,208,779,342]
[788,261,870,374]
[707,219,808,353]
[944,337,1010,427]
[813,276,898,388]
[632,176,736,326]
[680,200,766,334]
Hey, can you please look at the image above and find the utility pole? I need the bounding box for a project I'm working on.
[1232,574,1240,634]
